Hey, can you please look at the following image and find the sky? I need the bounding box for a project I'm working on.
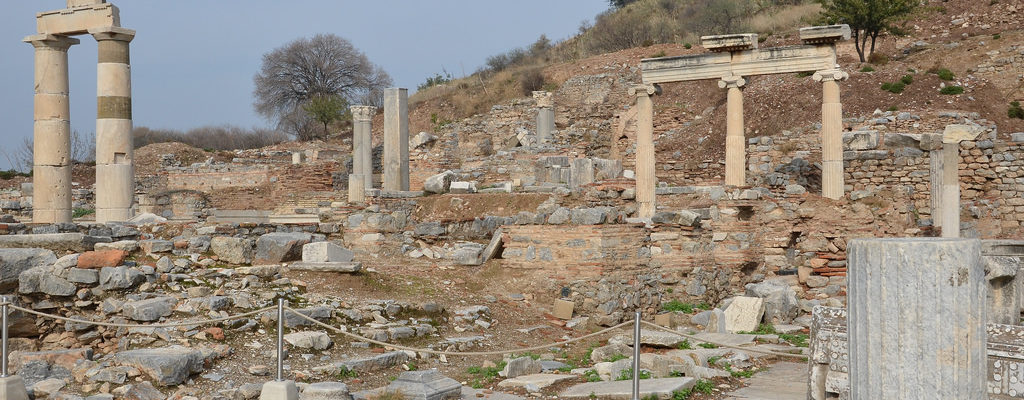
[0,1,610,170]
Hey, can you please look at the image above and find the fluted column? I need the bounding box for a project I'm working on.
[814,69,848,200]
[533,91,555,144]
[383,88,409,191]
[91,27,135,223]
[24,34,79,224]
[630,84,660,218]
[941,142,961,238]
[719,76,746,187]
[847,238,985,399]
[351,105,376,191]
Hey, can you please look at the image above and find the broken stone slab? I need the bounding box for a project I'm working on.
[704,308,726,333]
[98,266,145,290]
[610,330,686,348]
[842,131,879,151]
[590,343,632,363]
[284,331,333,350]
[113,346,205,386]
[449,181,477,194]
[498,373,577,389]
[460,387,525,400]
[122,297,176,322]
[691,332,757,347]
[943,123,984,143]
[451,242,485,266]
[301,382,351,400]
[701,33,757,51]
[502,356,542,379]
[477,228,504,265]
[255,232,312,265]
[424,171,456,194]
[313,351,409,374]
[744,279,800,324]
[0,233,109,253]
[9,348,92,374]
[799,24,851,43]
[723,297,765,333]
[385,370,462,400]
[0,248,56,291]
[650,210,700,227]
[287,262,361,273]
[301,242,354,263]
[210,236,254,265]
[559,377,695,399]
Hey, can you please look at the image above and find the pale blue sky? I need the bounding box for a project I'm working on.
[0,1,609,170]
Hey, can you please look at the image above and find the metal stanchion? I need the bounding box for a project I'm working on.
[277,298,285,382]
[632,311,641,400]
[1,296,7,378]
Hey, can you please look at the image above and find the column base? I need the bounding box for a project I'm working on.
[259,380,299,400]
[95,208,134,223]
[33,209,72,224]
[349,174,366,204]
[0,375,30,400]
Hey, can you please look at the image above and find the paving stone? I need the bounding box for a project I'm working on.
[302,242,354,263]
[498,373,577,389]
[284,331,333,350]
[559,377,696,399]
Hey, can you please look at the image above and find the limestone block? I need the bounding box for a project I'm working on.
[260,380,299,400]
[704,308,726,333]
[842,131,878,150]
[553,299,574,320]
[559,377,695,399]
[799,24,851,43]
[385,370,461,400]
[301,242,354,263]
[723,296,764,333]
[701,33,758,51]
[847,238,985,399]
[943,124,984,143]
[449,181,477,194]
[423,171,455,194]
[0,375,30,400]
[36,4,120,36]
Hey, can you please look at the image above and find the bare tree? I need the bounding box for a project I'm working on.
[71,130,96,164]
[253,34,392,140]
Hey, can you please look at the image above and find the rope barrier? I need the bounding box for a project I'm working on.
[639,321,808,359]
[7,304,277,329]
[285,306,632,357]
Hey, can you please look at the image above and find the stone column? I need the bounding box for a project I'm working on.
[533,91,554,144]
[383,88,409,191]
[929,150,944,225]
[350,105,376,190]
[630,84,660,219]
[814,69,848,200]
[719,76,746,187]
[847,238,986,400]
[941,142,960,238]
[24,34,79,224]
[91,27,136,223]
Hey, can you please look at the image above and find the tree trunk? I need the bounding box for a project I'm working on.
[869,32,879,60]
[853,30,866,62]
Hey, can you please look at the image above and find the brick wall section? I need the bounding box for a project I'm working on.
[500,224,648,281]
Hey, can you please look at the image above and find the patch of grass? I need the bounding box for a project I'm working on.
[72,208,95,218]
[706,356,722,366]
[900,74,914,85]
[935,68,955,81]
[583,369,602,382]
[739,323,777,335]
[513,352,542,360]
[430,113,454,133]
[677,339,692,350]
[1009,101,1024,119]
[881,82,906,94]
[994,33,1002,40]
[796,71,814,78]
[868,52,889,65]
[466,359,507,386]
[0,170,30,180]
[698,342,718,349]
[780,333,809,347]
[684,43,692,49]
[650,51,667,58]
[887,106,899,112]
[615,367,652,381]
[335,366,359,379]
[605,354,629,362]
[671,379,715,399]
[940,86,964,95]
[859,66,875,72]
[661,300,710,313]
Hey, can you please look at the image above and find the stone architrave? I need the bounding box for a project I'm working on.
[24,34,79,224]
[719,76,746,187]
[723,296,764,333]
[383,88,409,191]
[91,26,135,223]
[533,91,555,144]
[847,238,986,399]
[814,69,848,200]
[350,105,376,190]
[629,84,660,218]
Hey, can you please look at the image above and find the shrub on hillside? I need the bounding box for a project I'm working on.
[940,86,964,95]
[1008,102,1024,119]
[519,68,546,96]
[881,82,906,94]
[868,52,889,65]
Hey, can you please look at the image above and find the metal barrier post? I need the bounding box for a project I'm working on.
[277,298,285,382]
[632,311,641,400]
[1,296,7,378]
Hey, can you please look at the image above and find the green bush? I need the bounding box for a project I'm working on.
[881,82,906,94]
[936,68,955,81]
[859,66,875,72]
[684,43,692,49]
[0,170,30,180]
[900,74,914,85]
[616,368,652,381]
[661,300,710,313]
[994,33,1002,39]
[1009,101,1024,119]
[940,86,964,95]
[72,208,95,218]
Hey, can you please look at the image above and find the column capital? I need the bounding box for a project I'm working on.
[23,34,79,50]
[628,83,661,98]
[718,75,746,89]
[813,69,849,82]
[350,105,377,122]
[532,91,554,108]
[89,26,135,42]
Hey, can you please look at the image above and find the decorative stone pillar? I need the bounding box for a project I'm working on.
[348,174,366,204]
[630,84,660,218]
[533,91,555,144]
[350,105,376,190]
[814,69,848,200]
[941,142,961,238]
[24,34,79,224]
[91,27,135,223]
[930,151,944,225]
[719,76,746,187]
[383,88,409,191]
[847,238,986,399]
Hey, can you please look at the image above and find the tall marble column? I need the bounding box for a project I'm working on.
[383,88,409,191]
[941,142,961,238]
[719,76,746,187]
[24,34,79,224]
[91,27,136,223]
[533,91,554,144]
[814,69,848,200]
[350,105,376,190]
[847,238,985,399]
[630,84,660,219]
